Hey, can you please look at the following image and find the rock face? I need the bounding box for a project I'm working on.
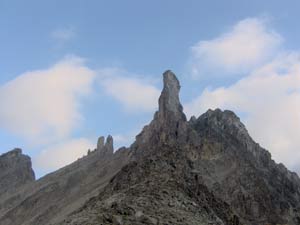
[1,70,300,225]
[158,70,185,121]
[190,109,300,224]
[104,135,114,156]
[97,135,114,157]
[0,148,35,197]
[96,136,105,150]
[132,70,188,159]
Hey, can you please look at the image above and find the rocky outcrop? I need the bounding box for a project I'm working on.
[132,70,188,159]
[0,148,35,197]
[104,135,114,155]
[158,70,186,121]
[96,135,114,158]
[96,136,105,150]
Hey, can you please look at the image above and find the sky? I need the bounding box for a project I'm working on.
[0,0,300,177]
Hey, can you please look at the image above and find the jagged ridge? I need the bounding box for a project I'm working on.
[0,71,300,225]
[61,71,300,225]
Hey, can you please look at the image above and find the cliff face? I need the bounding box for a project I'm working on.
[0,148,35,197]
[0,71,300,225]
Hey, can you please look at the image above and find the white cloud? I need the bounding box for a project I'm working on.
[51,27,75,42]
[189,17,282,78]
[185,53,300,173]
[98,68,160,112]
[0,57,95,144]
[113,134,133,148]
[113,122,148,149]
[33,138,94,172]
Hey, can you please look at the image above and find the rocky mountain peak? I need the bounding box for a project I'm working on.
[0,148,22,158]
[0,148,35,196]
[133,71,188,154]
[158,70,186,121]
[194,108,250,139]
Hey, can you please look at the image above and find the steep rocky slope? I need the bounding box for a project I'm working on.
[0,71,300,225]
[0,138,131,225]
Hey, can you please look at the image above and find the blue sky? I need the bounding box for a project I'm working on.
[1,0,300,177]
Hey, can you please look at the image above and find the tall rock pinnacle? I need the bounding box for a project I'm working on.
[105,135,114,154]
[158,70,186,121]
[136,70,188,147]
[97,136,105,151]
[133,70,188,157]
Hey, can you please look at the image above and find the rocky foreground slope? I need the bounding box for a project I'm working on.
[0,71,300,225]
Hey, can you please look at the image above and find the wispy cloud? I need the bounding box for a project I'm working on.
[51,27,76,42]
[188,17,282,78]
[0,56,95,145]
[97,68,160,112]
[33,137,94,174]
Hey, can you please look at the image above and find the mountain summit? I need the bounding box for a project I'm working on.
[0,71,300,225]
[158,70,185,121]
[0,148,35,197]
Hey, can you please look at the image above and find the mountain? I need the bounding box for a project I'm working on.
[0,138,131,225]
[0,71,300,225]
[0,148,35,197]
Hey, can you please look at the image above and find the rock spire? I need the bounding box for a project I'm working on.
[96,135,114,158]
[97,136,105,151]
[158,70,186,121]
[104,135,114,154]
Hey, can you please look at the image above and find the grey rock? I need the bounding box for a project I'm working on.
[95,135,114,158]
[105,135,114,154]
[158,70,185,121]
[0,148,35,197]
[96,136,105,151]
[132,70,188,160]
[190,108,300,224]
[99,135,114,157]
[189,115,197,124]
